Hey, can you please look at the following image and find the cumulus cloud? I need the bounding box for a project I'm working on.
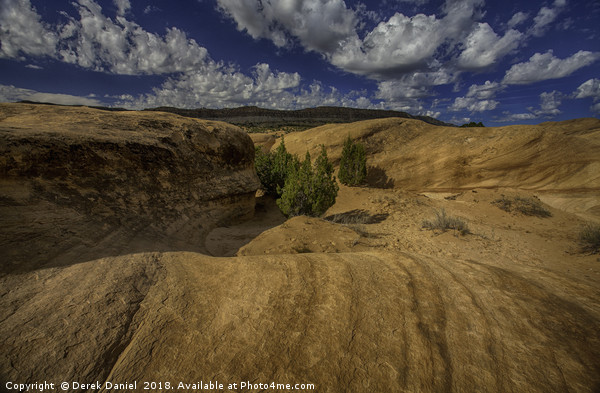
[574,78,600,99]
[217,0,486,79]
[332,0,488,77]
[0,0,384,111]
[573,78,600,113]
[116,63,378,110]
[375,69,458,103]
[119,62,302,109]
[449,97,499,112]
[507,11,528,29]
[118,67,377,111]
[466,80,505,99]
[57,0,209,75]
[331,12,443,76]
[216,0,522,80]
[537,90,563,116]
[0,0,58,59]
[449,116,471,124]
[216,0,357,52]
[503,50,600,85]
[0,84,103,106]
[143,5,160,14]
[113,0,131,16]
[499,112,537,122]
[498,90,564,121]
[448,80,504,112]
[529,0,566,37]
[0,0,209,75]
[457,23,523,70]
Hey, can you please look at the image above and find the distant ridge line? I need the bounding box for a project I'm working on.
[15,101,454,127]
[144,105,455,127]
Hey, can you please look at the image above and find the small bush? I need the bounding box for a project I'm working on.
[422,208,470,235]
[492,195,551,217]
[338,136,367,186]
[277,146,339,217]
[460,121,485,127]
[255,137,298,196]
[579,223,600,254]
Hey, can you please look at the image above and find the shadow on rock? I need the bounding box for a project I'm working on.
[367,166,395,189]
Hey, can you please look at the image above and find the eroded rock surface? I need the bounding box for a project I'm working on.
[0,103,259,272]
[2,251,599,392]
[1,106,599,393]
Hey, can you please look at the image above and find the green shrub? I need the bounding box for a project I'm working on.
[338,136,367,186]
[579,223,600,254]
[422,208,470,235]
[277,146,339,217]
[254,137,297,196]
[460,121,485,127]
[492,195,551,217]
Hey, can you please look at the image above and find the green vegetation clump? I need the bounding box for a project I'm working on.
[579,223,600,254]
[422,208,470,235]
[255,137,298,196]
[338,136,367,186]
[277,146,339,217]
[255,140,338,217]
[460,121,485,127]
[492,195,552,217]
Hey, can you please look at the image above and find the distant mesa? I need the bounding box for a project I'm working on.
[16,100,454,127]
[144,105,455,127]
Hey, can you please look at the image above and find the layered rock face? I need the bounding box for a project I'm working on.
[0,103,259,272]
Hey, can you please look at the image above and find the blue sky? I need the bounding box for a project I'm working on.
[0,0,598,125]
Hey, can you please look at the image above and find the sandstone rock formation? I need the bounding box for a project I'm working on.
[274,117,600,190]
[2,250,599,392]
[273,117,600,220]
[0,103,259,273]
[1,106,599,393]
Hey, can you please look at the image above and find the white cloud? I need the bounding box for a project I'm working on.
[503,50,600,85]
[574,78,600,99]
[507,11,528,29]
[0,0,58,59]
[143,5,160,14]
[0,0,384,111]
[120,62,303,109]
[573,78,600,113]
[119,69,379,111]
[0,84,103,106]
[376,69,457,99]
[113,0,131,17]
[332,0,487,77]
[449,96,499,112]
[465,80,504,99]
[25,64,43,69]
[528,0,566,37]
[216,0,526,81]
[450,116,471,124]
[457,23,523,70]
[499,111,537,122]
[217,0,485,79]
[216,0,357,52]
[448,80,504,112]
[497,90,564,122]
[1,0,209,75]
[538,90,563,116]
[57,0,209,75]
[331,12,443,76]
